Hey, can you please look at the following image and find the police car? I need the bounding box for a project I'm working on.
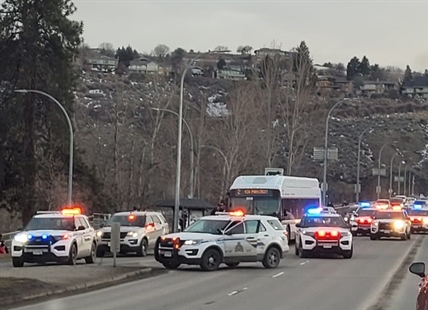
[154,211,289,271]
[96,211,169,257]
[349,204,377,236]
[408,206,428,233]
[369,209,411,240]
[295,206,353,259]
[11,207,97,267]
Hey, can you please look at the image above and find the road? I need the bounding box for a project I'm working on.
[9,235,423,310]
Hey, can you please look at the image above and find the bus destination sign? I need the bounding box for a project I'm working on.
[234,189,271,196]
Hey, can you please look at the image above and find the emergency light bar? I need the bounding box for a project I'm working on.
[36,211,61,214]
[359,202,371,208]
[215,211,245,217]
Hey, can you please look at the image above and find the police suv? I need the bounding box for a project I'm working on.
[295,207,353,259]
[96,211,169,257]
[11,208,97,267]
[408,207,428,233]
[369,209,411,240]
[154,211,289,271]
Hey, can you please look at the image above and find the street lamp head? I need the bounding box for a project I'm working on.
[14,89,28,93]
[151,108,160,111]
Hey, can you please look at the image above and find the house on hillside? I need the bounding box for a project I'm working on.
[216,65,246,80]
[359,80,398,97]
[86,55,118,72]
[129,57,159,74]
[401,76,428,99]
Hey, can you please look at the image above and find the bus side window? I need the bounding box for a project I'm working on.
[281,200,294,220]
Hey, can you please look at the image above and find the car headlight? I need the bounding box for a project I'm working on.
[126,231,139,238]
[96,231,103,237]
[341,231,350,236]
[423,218,428,224]
[184,240,201,245]
[373,221,379,226]
[14,233,28,243]
[394,220,404,229]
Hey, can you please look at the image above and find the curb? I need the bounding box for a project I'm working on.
[1,268,152,305]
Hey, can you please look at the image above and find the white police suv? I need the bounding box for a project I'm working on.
[11,208,97,267]
[295,207,353,259]
[96,211,169,257]
[154,211,289,271]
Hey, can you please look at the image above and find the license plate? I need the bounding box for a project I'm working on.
[33,250,43,255]
[383,230,390,233]
[362,227,369,230]
[323,245,332,249]
[163,251,172,257]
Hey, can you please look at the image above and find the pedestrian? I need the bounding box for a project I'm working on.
[211,201,226,215]
[0,234,8,254]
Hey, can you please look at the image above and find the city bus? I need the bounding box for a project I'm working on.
[228,170,321,242]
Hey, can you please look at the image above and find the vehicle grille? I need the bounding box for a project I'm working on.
[26,236,57,246]
[101,232,128,239]
[159,238,184,248]
[378,222,392,230]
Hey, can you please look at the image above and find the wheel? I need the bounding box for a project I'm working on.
[137,238,148,257]
[225,262,240,268]
[162,261,181,270]
[400,233,407,240]
[96,247,105,257]
[286,226,291,244]
[67,243,77,265]
[12,257,24,268]
[407,230,411,239]
[262,246,281,268]
[200,248,222,271]
[370,235,377,240]
[85,242,96,264]
[294,243,299,256]
[351,231,357,237]
[299,242,308,258]
[343,246,353,259]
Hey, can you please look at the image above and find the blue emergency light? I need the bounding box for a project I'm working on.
[305,205,323,215]
[359,201,371,208]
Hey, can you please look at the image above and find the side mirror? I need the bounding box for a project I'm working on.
[295,223,301,228]
[409,262,426,278]
[78,225,85,231]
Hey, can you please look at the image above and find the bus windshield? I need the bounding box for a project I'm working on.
[230,197,280,216]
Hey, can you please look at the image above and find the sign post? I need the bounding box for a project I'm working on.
[111,222,120,267]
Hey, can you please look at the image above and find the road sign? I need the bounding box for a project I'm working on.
[111,222,120,267]
[372,168,386,176]
[313,147,339,161]
[394,176,404,182]
[376,186,381,194]
[354,184,361,193]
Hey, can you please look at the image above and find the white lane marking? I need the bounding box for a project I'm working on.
[272,272,284,278]
[228,287,248,296]
[300,260,309,265]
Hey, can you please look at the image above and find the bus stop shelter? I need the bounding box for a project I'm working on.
[155,198,216,231]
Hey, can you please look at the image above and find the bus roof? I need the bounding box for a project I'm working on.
[229,175,321,198]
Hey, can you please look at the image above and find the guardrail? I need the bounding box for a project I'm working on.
[2,230,18,249]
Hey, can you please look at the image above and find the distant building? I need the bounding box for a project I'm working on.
[86,55,118,71]
[401,76,428,99]
[359,80,398,97]
[129,57,159,74]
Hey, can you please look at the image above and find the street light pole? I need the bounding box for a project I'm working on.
[404,166,407,196]
[356,127,373,202]
[398,161,402,195]
[174,50,229,232]
[377,142,390,200]
[322,100,345,205]
[201,145,231,196]
[151,108,195,199]
[15,89,74,206]
[389,153,398,198]
[408,171,412,197]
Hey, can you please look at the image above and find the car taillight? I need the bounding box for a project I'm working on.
[330,230,339,237]
[315,230,340,240]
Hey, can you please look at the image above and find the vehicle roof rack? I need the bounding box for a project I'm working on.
[36,211,61,214]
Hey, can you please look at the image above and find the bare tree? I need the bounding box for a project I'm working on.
[214,45,228,52]
[236,45,252,54]
[98,42,115,57]
[153,44,170,58]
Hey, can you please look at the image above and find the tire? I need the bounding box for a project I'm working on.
[343,246,353,259]
[262,246,281,269]
[351,231,357,237]
[162,261,180,270]
[137,238,148,257]
[96,247,105,258]
[225,262,240,269]
[400,233,407,240]
[299,242,308,258]
[67,243,77,265]
[370,235,377,240]
[294,243,299,256]
[200,248,222,271]
[286,226,291,244]
[12,257,24,268]
[85,242,96,264]
[407,230,411,239]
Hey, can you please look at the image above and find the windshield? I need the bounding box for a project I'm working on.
[408,210,428,216]
[230,197,279,216]
[184,219,230,234]
[376,200,389,204]
[375,212,405,220]
[108,215,146,227]
[301,216,347,228]
[390,198,403,204]
[357,210,376,217]
[25,217,75,231]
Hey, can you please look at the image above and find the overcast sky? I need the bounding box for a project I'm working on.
[72,0,428,71]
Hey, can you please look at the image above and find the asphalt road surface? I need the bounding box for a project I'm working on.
[9,236,423,310]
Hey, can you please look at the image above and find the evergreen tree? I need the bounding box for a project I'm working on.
[115,45,139,67]
[0,0,83,225]
[404,65,413,82]
[346,57,361,80]
[359,56,372,76]
[294,41,316,85]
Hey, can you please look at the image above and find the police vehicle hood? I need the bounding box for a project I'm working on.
[374,219,406,223]
[98,225,147,233]
[162,232,221,241]
[17,230,71,237]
